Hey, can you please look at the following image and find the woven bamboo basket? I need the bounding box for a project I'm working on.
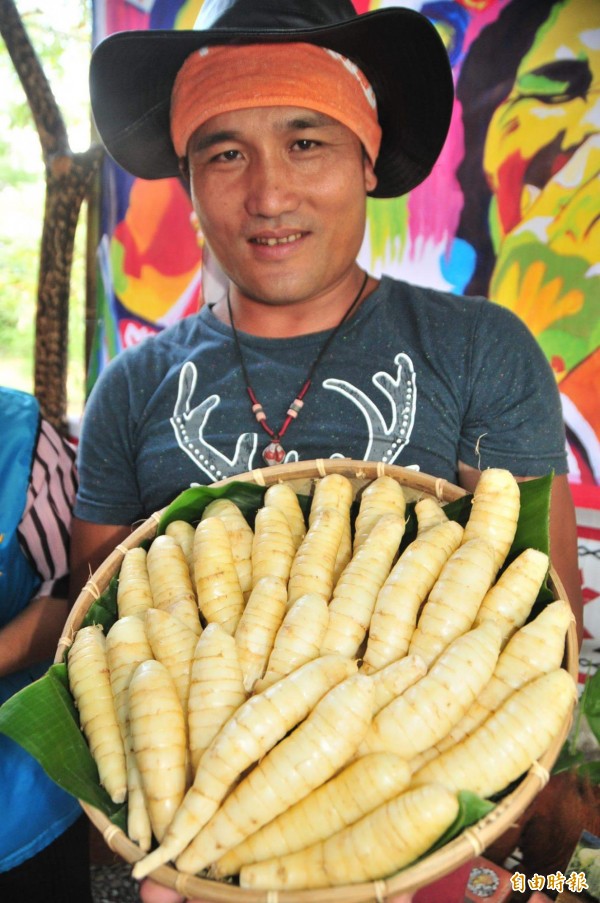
[56,460,578,902]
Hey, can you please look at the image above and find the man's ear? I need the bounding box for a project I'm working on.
[178,156,192,196]
[363,155,378,194]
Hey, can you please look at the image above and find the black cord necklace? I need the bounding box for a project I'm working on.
[226,271,369,466]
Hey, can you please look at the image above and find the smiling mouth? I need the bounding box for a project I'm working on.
[251,233,304,246]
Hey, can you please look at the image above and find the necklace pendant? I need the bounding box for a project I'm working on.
[263,440,285,466]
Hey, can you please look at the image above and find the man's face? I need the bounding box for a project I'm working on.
[185,105,377,308]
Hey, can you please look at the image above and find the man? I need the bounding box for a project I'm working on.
[76,0,582,898]
[77,0,582,623]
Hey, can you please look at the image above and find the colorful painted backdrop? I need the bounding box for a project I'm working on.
[90,0,600,640]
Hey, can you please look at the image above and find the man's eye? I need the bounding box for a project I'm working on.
[211,149,241,162]
[293,139,319,151]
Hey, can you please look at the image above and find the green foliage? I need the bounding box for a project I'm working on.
[0,0,91,414]
[554,667,600,782]
[425,791,495,857]
[0,137,39,190]
[569,837,600,898]
[0,231,38,354]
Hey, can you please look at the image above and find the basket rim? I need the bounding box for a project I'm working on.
[60,459,578,900]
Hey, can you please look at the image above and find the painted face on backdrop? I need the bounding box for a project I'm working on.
[484,0,599,243]
[482,0,599,380]
[480,0,599,492]
[186,105,377,311]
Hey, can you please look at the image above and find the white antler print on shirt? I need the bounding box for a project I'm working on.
[170,353,417,482]
[324,353,416,463]
[171,361,258,481]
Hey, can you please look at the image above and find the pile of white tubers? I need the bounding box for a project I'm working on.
[67,468,576,891]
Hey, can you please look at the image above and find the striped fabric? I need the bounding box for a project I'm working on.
[17,420,78,599]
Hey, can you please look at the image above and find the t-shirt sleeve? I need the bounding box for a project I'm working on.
[18,419,78,598]
[457,301,568,476]
[74,354,144,525]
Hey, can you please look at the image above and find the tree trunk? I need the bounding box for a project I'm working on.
[0,0,103,431]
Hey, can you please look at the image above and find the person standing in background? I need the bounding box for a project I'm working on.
[0,386,92,902]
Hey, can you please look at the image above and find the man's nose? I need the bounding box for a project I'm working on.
[244,156,299,218]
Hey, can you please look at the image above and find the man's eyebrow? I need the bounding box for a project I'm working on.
[191,130,241,152]
[190,113,337,151]
[282,113,336,130]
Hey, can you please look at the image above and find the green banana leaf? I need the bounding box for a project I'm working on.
[384,790,495,881]
[426,790,496,856]
[552,666,600,782]
[157,481,269,532]
[0,662,128,831]
[0,473,554,850]
[582,668,600,747]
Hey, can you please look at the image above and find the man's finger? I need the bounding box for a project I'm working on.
[138,878,185,903]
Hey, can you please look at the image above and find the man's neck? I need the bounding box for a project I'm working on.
[211,271,379,338]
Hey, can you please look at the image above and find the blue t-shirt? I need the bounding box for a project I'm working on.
[75,276,567,524]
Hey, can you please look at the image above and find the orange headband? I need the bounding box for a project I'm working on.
[170,43,382,166]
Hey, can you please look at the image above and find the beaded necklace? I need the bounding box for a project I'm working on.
[226,271,369,465]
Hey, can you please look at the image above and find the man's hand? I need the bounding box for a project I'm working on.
[138,881,183,903]
[68,517,132,606]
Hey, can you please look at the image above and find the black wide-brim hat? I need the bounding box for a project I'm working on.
[89,0,454,199]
